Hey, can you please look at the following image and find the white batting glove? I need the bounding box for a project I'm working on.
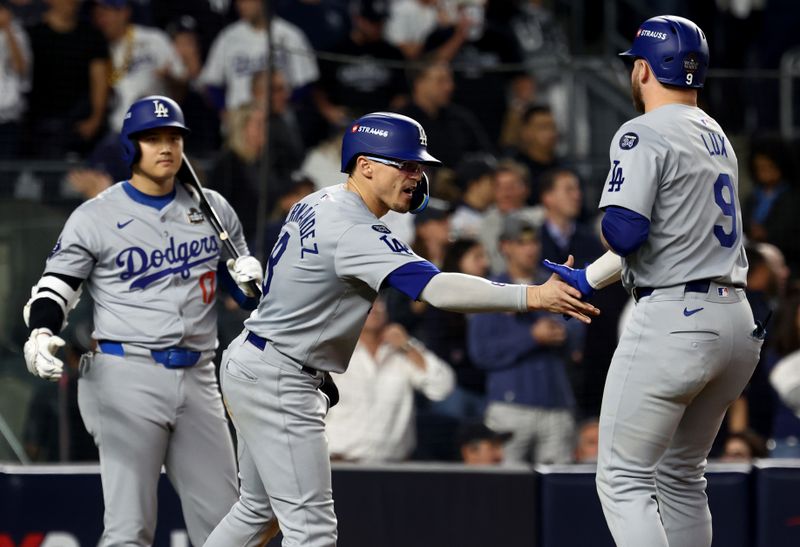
[226,256,263,297]
[23,328,66,381]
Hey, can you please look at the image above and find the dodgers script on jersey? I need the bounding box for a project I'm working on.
[599,104,748,290]
[44,182,248,349]
[245,184,428,374]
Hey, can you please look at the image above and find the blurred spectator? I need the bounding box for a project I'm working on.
[273,0,350,52]
[314,0,407,129]
[66,167,112,199]
[742,138,800,276]
[757,242,791,298]
[458,422,511,465]
[150,0,231,58]
[449,154,496,239]
[491,0,570,147]
[384,0,440,59]
[301,126,348,190]
[469,217,582,464]
[504,104,566,204]
[397,59,492,168]
[423,0,531,145]
[93,0,187,134]
[719,429,768,462]
[479,159,545,275]
[763,294,800,457]
[574,417,599,463]
[25,0,110,158]
[415,239,490,451]
[200,0,319,112]
[262,174,316,254]
[325,298,455,462]
[166,14,221,155]
[0,3,31,158]
[538,167,603,268]
[535,165,617,417]
[411,197,451,267]
[251,69,306,179]
[207,103,273,244]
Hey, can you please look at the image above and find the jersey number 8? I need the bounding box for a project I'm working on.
[263,231,290,296]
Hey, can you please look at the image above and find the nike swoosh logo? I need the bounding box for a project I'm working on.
[117,219,134,229]
[683,307,704,317]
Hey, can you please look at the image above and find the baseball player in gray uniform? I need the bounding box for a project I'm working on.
[203,112,599,547]
[22,95,263,546]
[544,16,763,547]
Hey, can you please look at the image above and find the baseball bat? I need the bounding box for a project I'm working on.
[177,153,262,298]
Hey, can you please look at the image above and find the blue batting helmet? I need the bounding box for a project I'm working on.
[119,95,190,165]
[620,15,709,89]
[341,112,440,214]
[341,112,441,173]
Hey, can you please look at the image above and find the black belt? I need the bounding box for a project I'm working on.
[245,331,318,376]
[632,280,712,302]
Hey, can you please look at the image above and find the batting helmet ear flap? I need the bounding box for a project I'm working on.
[410,172,430,214]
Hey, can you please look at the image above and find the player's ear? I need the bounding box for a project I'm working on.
[637,59,652,84]
[356,156,373,178]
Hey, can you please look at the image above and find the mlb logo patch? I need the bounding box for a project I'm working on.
[718,287,729,297]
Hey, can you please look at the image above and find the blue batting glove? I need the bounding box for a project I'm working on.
[542,259,594,298]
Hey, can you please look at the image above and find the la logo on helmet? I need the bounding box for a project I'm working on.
[153,100,170,118]
[418,126,427,146]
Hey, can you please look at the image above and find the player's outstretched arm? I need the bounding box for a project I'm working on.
[416,262,600,323]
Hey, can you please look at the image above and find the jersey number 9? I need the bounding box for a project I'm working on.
[713,174,737,248]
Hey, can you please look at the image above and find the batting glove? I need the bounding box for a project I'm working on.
[542,259,594,298]
[23,328,66,381]
[226,256,263,297]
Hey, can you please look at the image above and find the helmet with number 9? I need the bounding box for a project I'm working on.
[620,15,709,89]
[120,95,190,166]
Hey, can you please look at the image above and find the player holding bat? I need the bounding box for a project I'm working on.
[21,95,259,546]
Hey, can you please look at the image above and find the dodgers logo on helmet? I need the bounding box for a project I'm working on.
[119,95,190,166]
[340,112,441,173]
[153,99,170,118]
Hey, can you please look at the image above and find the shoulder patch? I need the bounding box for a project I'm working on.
[619,132,639,150]
[372,224,391,234]
[47,237,62,260]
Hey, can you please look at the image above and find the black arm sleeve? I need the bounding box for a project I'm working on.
[28,273,84,334]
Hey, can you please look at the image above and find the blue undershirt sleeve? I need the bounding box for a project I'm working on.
[601,205,651,257]
[384,260,441,300]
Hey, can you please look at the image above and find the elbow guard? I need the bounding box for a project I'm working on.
[23,275,83,330]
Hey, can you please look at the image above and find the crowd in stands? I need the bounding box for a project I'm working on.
[7,0,800,466]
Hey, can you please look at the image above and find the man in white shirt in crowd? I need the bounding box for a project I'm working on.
[325,297,455,462]
[199,0,318,111]
[0,2,30,158]
[93,0,187,134]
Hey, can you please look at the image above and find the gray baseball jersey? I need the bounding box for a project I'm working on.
[594,103,762,547]
[46,181,247,350]
[45,180,245,545]
[244,183,428,373]
[599,104,748,290]
[206,184,432,547]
